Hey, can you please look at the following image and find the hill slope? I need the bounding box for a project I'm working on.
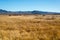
[0,9,60,15]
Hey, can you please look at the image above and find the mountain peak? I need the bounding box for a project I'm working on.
[0,9,7,13]
[0,9,60,15]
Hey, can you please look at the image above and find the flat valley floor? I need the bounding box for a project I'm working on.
[0,15,60,40]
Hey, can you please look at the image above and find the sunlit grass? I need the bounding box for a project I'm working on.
[0,15,60,40]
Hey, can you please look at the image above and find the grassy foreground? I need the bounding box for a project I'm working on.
[0,15,60,40]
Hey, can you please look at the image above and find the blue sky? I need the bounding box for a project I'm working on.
[0,0,60,12]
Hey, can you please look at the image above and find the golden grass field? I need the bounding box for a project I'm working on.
[0,15,60,40]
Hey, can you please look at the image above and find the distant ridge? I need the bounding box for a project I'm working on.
[0,9,60,15]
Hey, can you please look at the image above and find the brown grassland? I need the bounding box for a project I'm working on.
[0,15,60,40]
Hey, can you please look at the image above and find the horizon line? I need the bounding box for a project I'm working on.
[0,9,60,13]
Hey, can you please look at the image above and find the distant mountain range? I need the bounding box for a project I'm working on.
[0,9,60,15]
